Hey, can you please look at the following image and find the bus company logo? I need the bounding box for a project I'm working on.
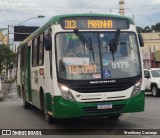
[90,80,116,84]
[81,94,101,98]
[2,130,11,135]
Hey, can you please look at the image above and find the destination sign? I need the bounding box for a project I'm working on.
[60,17,129,30]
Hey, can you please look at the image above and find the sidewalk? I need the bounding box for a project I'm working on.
[0,80,12,101]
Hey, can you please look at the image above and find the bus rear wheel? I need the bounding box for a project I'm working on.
[23,99,31,109]
[22,87,31,109]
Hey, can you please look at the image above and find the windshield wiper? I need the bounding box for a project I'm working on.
[109,29,120,61]
[74,29,95,62]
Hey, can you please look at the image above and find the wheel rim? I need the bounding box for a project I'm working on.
[152,87,157,96]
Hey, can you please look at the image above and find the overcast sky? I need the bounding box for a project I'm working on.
[0,0,160,30]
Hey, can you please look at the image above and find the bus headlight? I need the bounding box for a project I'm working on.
[58,83,76,101]
[131,79,142,97]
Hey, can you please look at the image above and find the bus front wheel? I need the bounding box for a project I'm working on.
[42,96,58,124]
[44,110,53,124]
[42,96,53,124]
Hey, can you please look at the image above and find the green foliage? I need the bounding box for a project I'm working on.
[0,44,16,73]
[138,22,160,33]
[144,26,153,32]
[136,26,144,33]
[152,23,160,32]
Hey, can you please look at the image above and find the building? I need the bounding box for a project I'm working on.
[142,51,155,68]
[141,32,160,53]
[141,32,160,68]
[0,32,4,45]
[0,32,8,45]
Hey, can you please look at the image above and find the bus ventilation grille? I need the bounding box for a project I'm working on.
[75,83,130,92]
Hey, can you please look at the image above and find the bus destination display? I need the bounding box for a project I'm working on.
[60,17,129,30]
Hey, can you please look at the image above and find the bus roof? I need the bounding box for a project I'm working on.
[18,13,134,48]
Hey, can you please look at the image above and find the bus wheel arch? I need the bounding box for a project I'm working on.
[39,88,53,124]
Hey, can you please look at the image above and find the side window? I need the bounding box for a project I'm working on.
[144,70,150,78]
[32,38,38,67]
[144,71,147,77]
[37,34,44,65]
[20,47,23,67]
[21,45,27,68]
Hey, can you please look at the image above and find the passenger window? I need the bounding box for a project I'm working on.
[21,45,27,68]
[38,34,44,65]
[32,38,38,67]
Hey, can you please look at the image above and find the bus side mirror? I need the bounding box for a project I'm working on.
[138,33,144,47]
[137,29,144,47]
[44,34,52,51]
[109,39,117,53]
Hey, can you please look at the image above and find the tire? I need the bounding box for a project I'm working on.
[23,99,31,109]
[22,87,31,109]
[44,106,59,124]
[44,109,53,124]
[42,94,58,124]
[108,114,121,120]
[151,85,160,97]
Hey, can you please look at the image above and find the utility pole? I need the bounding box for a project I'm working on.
[119,0,125,16]
[7,25,9,45]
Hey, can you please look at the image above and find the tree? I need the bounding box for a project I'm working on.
[144,26,153,32]
[136,26,144,33]
[151,22,160,32]
[0,44,16,74]
[139,22,160,33]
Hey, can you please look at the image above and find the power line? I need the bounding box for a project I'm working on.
[1,0,17,25]
[7,0,18,24]
[0,1,13,23]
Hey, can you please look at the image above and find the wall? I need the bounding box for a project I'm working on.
[141,32,160,53]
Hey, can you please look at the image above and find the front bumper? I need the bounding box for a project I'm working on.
[53,91,145,118]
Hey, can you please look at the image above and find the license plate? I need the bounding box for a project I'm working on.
[97,104,112,109]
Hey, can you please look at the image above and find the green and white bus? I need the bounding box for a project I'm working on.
[17,13,145,123]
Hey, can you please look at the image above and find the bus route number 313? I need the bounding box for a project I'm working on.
[65,20,76,29]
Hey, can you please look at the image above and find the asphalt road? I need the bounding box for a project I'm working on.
[0,82,160,138]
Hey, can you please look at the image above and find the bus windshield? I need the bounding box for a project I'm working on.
[56,32,141,80]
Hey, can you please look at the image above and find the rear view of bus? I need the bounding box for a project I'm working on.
[17,13,145,123]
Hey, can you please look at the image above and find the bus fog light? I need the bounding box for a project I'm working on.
[131,79,142,97]
[58,83,76,101]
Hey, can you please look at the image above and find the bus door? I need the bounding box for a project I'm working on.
[26,46,32,102]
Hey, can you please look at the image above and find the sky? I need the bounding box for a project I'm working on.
[0,0,160,33]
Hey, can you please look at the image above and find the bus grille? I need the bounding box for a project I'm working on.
[75,83,129,93]
[83,104,125,114]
